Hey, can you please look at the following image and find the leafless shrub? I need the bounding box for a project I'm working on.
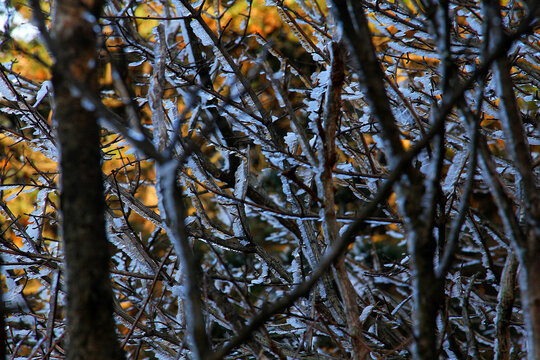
[0,0,538,358]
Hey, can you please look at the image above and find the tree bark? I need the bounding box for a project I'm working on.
[328,2,443,359]
[483,1,540,358]
[52,0,124,358]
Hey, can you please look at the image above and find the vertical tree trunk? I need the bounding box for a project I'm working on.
[52,0,124,358]
[482,1,540,358]
[328,2,443,359]
[521,253,540,360]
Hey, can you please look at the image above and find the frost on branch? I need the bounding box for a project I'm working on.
[1,0,540,358]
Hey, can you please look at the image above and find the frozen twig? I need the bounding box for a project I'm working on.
[494,251,518,360]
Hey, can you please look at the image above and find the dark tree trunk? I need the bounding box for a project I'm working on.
[51,0,124,358]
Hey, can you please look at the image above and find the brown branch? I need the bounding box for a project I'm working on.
[494,251,518,360]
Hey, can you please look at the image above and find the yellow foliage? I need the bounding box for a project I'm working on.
[22,278,42,295]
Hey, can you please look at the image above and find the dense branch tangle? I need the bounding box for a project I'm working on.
[0,0,538,359]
